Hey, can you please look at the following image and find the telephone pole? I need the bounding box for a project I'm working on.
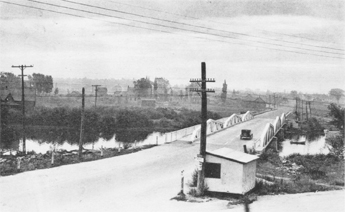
[79,87,85,161]
[12,65,33,153]
[92,85,101,107]
[305,101,309,120]
[190,62,215,195]
[295,98,298,120]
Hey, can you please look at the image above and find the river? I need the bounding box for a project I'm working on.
[279,135,330,157]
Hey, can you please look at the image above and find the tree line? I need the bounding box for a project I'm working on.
[1,72,53,94]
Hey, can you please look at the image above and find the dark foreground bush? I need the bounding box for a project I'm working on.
[286,154,339,179]
[254,177,333,195]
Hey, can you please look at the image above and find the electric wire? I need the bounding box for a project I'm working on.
[2,0,344,59]
[108,0,344,51]
[22,0,345,59]
[59,0,344,56]
[0,1,171,34]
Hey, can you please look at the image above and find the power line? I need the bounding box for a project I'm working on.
[59,0,344,56]
[108,0,344,52]
[2,0,344,60]
[0,1,171,34]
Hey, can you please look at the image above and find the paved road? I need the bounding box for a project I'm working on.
[3,108,342,212]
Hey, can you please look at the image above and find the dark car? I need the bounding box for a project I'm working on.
[240,129,253,140]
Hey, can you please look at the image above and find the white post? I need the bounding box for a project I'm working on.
[51,151,54,165]
[180,170,184,195]
[118,143,121,153]
[17,157,21,170]
[51,145,55,165]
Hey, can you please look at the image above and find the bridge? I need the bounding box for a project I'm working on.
[168,109,290,153]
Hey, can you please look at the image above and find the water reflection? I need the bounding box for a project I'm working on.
[20,131,169,154]
[279,135,330,157]
[3,126,161,154]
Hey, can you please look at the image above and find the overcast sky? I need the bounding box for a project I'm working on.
[0,0,344,94]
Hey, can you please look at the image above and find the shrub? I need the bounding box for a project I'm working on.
[189,169,198,187]
[259,148,282,166]
[286,154,339,179]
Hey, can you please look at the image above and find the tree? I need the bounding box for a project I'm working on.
[133,77,152,98]
[31,73,54,94]
[221,80,227,103]
[54,87,59,95]
[1,72,21,89]
[328,103,344,129]
[290,90,298,99]
[329,88,344,103]
[153,80,158,98]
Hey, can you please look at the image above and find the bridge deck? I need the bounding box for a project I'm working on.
[188,109,288,152]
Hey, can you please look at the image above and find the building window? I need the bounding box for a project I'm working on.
[205,162,221,179]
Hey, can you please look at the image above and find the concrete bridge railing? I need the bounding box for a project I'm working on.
[254,112,291,152]
[190,111,255,141]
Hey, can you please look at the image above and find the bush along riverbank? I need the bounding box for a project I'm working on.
[0,145,156,176]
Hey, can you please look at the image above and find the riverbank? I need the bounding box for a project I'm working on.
[0,144,156,176]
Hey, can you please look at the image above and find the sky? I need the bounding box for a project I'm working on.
[0,0,344,94]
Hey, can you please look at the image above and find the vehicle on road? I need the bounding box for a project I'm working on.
[240,129,253,140]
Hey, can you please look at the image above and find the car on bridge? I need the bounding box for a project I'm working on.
[240,129,253,140]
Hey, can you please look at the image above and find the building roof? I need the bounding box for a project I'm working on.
[254,96,266,103]
[206,148,258,164]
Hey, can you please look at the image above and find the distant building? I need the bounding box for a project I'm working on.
[154,78,170,95]
[97,87,108,96]
[113,85,123,96]
[0,88,36,110]
[141,99,156,108]
[253,97,267,110]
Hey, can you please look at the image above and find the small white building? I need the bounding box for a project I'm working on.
[205,148,259,194]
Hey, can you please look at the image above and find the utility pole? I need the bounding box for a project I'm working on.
[309,101,312,118]
[273,93,276,109]
[305,101,309,120]
[301,99,303,122]
[0,97,2,155]
[92,85,101,107]
[295,98,298,120]
[190,62,215,195]
[79,87,85,161]
[12,65,33,153]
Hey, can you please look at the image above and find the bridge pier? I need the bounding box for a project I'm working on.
[271,137,278,152]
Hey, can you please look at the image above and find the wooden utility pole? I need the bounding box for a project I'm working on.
[305,101,309,120]
[92,85,101,107]
[0,98,2,155]
[273,93,275,109]
[12,65,33,153]
[79,87,85,161]
[295,98,298,119]
[190,62,215,195]
[301,100,304,122]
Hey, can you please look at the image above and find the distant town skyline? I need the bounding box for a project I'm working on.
[1,0,344,94]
